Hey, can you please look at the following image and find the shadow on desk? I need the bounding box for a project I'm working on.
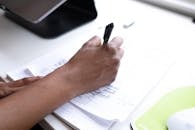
[31,124,44,130]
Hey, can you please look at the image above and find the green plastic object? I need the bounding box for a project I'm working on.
[135,87,195,130]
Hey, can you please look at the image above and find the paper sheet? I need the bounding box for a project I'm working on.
[5,23,175,128]
[23,46,173,123]
[25,52,134,121]
[26,51,68,76]
[55,103,115,130]
[6,51,116,130]
[7,68,33,81]
[70,56,173,121]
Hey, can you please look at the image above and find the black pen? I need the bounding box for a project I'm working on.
[103,23,114,45]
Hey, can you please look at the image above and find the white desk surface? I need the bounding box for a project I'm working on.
[1,0,195,130]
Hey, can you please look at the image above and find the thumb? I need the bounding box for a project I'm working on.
[82,36,101,47]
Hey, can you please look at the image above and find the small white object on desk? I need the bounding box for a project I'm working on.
[167,108,195,130]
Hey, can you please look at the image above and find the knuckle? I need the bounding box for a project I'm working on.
[0,87,10,97]
[86,41,93,45]
[83,36,101,47]
[82,42,90,48]
[109,46,117,53]
[111,57,120,65]
[108,46,124,57]
[22,78,31,83]
[93,36,101,41]
[114,67,119,73]
[0,89,4,97]
[0,82,5,87]
[0,83,8,88]
[83,42,93,48]
[111,67,118,77]
[110,76,116,83]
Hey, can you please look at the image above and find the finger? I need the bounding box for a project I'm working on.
[9,86,25,91]
[105,43,124,57]
[83,36,101,47]
[0,86,25,98]
[108,49,124,70]
[115,48,124,59]
[7,76,41,88]
[109,36,123,48]
[0,82,6,86]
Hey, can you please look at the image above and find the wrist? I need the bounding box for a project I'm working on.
[48,64,80,99]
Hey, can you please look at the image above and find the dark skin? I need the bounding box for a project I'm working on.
[0,36,124,130]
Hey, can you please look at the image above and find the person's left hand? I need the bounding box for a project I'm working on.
[0,77,41,98]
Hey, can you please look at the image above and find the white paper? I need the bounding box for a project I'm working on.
[55,103,115,130]
[8,51,115,130]
[71,54,173,121]
[7,66,113,130]
[25,45,174,123]
[26,51,68,76]
[7,68,33,81]
[6,18,175,128]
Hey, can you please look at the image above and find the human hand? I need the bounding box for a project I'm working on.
[61,36,124,97]
[0,77,41,98]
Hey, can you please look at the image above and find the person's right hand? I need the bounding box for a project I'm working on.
[59,36,124,97]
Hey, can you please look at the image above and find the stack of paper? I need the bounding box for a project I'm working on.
[5,44,173,130]
[6,51,129,129]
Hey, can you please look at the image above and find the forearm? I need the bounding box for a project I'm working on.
[0,36,123,130]
[0,67,74,130]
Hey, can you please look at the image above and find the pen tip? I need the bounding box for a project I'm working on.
[108,22,114,27]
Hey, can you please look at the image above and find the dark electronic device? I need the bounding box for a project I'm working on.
[0,0,97,38]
